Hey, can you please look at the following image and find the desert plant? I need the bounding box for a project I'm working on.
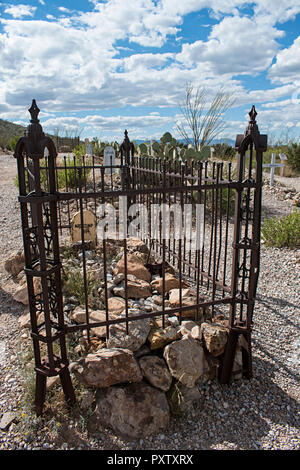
[62,266,97,306]
[176,83,235,151]
[8,135,20,151]
[60,154,92,189]
[286,143,300,173]
[261,210,300,248]
[213,143,236,160]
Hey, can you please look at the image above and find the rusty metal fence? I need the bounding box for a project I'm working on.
[14,101,267,414]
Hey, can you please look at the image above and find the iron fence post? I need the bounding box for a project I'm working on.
[14,100,75,415]
[220,106,267,384]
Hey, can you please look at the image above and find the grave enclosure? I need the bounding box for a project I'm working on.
[14,100,267,429]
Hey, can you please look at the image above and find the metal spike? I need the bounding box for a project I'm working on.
[28,99,40,123]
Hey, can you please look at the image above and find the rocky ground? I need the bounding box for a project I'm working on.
[0,152,299,451]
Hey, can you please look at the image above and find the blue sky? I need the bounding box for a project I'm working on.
[0,0,300,142]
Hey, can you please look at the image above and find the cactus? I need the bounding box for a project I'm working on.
[139,143,148,155]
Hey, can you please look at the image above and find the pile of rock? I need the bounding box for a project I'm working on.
[263,179,300,207]
[6,237,243,439]
[69,316,235,439]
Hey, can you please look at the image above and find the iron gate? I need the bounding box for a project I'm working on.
[14,100,267,414]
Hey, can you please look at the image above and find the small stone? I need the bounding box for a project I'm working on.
[107,312,151,352]
[148,325,181,350]
[151,274,189,295]
[0,412,17,431]
[107,297,126,315]
[201,322,228,356]
[4,250,24,277]
[114,253,151,282]
[169,288,205,319]
[13,278,42,305]
[113,273,125,285]
[113,279,152,299]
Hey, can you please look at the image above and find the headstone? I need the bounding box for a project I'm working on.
[71,209,97,248]
[262,153,284,187]
[279,153,287,177]
[104,146,116,174]
[86,143,93,156]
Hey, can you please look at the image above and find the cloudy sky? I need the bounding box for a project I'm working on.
[0,0,300,142]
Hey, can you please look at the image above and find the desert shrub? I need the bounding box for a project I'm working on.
[193,162,236,215]
[62,266,97,306]
[213,143,235,160]
[15,155,92,191]
[286,143,300,173]
[8,135,20,151]
[261,210,300,248]
[58,154,92,189]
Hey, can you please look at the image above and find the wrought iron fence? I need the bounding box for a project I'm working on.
[14,100,267,414]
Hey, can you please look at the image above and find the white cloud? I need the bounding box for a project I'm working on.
[58,7,71,14]
[176,15,284,75]
[4,4,37,19]
[38,0,46,5]
[0,0,299,138]
[268,36,300,85]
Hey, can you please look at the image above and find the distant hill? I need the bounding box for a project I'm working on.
[0,119,26,148]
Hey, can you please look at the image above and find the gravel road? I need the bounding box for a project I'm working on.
[0,153,299,451]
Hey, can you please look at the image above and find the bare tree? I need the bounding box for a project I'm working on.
[176,83,235,150]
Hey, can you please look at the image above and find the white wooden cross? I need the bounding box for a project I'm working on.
[262,153,284,187]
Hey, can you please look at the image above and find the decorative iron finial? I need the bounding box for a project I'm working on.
[120,129,135,160]
[245,105,259,136]
[249,105,257,122]
[26,99,45,146]
[29,99,40,124]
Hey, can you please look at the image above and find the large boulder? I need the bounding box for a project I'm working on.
[92,382,169,438]
[106,312,151,352]
[4,250,24,277]
[114,253,151,282]
[70,348,142,388]
[139,355,172,391]
[201,322,228,357]
[163,336,207,388]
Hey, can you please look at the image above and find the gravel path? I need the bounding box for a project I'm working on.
[0,152,299,451]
